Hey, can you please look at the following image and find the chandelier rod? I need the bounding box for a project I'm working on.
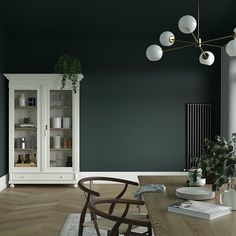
[197,0,200,40]
[163,43,195,53]
[202,35,234,44]
[175,39,195,44]
[201,43,224,48]
[191,33,198,43]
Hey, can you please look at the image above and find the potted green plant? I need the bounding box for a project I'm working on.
[54,55,83,93]
[186,134,236,210]
[187,134,236,191]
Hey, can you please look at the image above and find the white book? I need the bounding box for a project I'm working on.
[168,200,231,220]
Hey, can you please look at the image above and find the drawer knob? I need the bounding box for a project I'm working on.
[60,175,64,179]
[21,176,25,179]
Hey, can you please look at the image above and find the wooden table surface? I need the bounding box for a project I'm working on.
[138,176,236,236]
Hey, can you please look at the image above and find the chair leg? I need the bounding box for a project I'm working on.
[148,226,152,236]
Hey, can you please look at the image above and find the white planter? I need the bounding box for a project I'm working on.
[188,168,206,186]
[220,190,236,210]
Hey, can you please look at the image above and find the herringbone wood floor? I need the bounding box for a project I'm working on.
[0,184,143,236]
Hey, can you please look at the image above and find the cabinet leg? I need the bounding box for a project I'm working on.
[10,184,15,188]
[73,183,78,188]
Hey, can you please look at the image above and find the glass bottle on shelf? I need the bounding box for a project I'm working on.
[20,137,27,149]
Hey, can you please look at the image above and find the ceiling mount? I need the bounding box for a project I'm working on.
[146,0,236,66]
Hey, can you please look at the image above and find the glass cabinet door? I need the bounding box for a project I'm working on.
[14,90,38,167]
[49,90,72,168]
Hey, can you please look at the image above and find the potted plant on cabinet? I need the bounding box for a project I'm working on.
[188,134,236,209]
[54,55,83,93]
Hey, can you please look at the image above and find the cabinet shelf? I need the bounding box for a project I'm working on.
[15,127,37,130]
[50,128,72,130]
[15,106,37,109]
[15,148,37,151]
[50,105,72,109]
[50,148,72,151]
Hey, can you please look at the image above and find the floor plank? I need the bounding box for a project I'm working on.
[0,184,143,236]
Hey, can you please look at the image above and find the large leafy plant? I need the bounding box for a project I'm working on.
[54,55,82,93]
[188,134,236,191]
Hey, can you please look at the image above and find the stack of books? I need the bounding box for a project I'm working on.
[19,123,35,128]
[168,200,231,220]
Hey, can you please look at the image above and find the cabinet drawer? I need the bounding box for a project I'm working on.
[12,173,74,181]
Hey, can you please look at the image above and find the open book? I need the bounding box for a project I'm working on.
[168,200,231,220]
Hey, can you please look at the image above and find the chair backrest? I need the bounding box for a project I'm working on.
[78,177,139,236]
[89,198,152,236]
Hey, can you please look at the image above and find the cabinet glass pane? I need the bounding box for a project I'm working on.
[14,90,38,167]
[49,90,72,167]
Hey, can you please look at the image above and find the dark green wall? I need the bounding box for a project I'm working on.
[0,27,8,177]
[8,38,220,171]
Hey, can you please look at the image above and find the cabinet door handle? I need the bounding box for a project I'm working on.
[45,125,48,136]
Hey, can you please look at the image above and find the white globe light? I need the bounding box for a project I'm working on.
[159,31,175,47]
[178,15,197,34]
[146,45,163,61]
[199,51,215,66]
[226,39,236,57]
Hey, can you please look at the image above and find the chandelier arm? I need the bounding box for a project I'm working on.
[198,45,208,58]
[202,35,234,44]
[175,39,195,44]
[163,44,195,53]
[191,33,198,43]
[198,46,205,54]
[201,43,224,48]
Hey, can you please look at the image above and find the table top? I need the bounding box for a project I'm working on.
[138,176,236,236]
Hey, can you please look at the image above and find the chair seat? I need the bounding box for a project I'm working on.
[84,214,149,234]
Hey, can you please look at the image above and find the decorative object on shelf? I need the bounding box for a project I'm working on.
[28,97,36,106]
[54,135,61,149]
[66,156,72,167]
[63,117,70,128]
[20,137,27,149]
[67,138,72,148]
[24,117,31,123]
[54,55,84,93]
[18,123,35,128]
[146,0,236,65]
[51,117,62,128]
[17,154,22,164]
[63,137,68,148]
[19,93,26,106]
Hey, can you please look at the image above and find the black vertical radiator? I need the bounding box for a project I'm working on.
[186,104,211,169]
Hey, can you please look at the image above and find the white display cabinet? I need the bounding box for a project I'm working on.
[5,74,83,187]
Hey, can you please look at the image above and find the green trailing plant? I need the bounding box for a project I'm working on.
[187,134,236,191]
[54,55,82,93]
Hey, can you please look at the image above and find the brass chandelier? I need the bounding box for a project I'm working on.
[146,0,236,65]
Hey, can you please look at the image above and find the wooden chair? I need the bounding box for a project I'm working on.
[89,198,152,236]
[78,177,148,236]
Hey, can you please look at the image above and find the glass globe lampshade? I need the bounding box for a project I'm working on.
[226,39,236,57]
[159,31,175,47]
[178,15,197,34]
[199,51,215,66]
[146,45,163,61]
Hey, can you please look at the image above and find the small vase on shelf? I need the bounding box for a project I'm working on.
[19,93,26,107]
